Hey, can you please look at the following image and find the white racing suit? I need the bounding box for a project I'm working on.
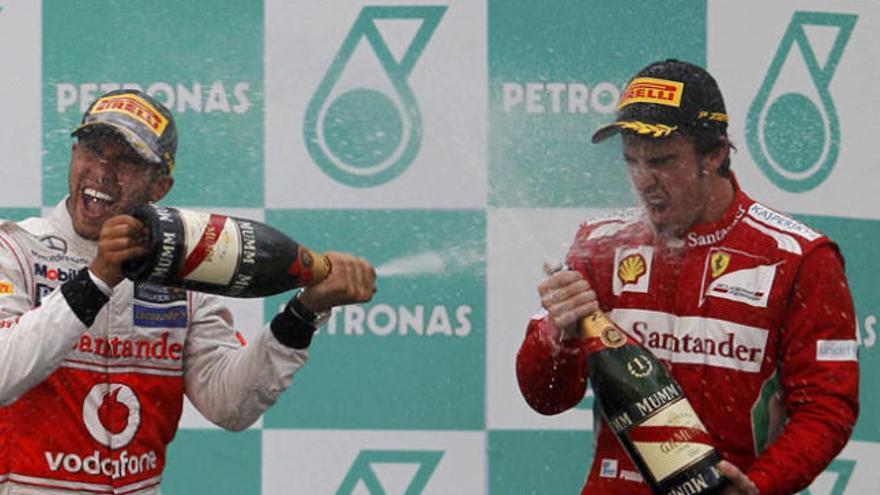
[0,201,314,494]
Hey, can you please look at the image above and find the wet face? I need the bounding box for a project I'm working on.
[622,134,722,238]
[67,134,173,240]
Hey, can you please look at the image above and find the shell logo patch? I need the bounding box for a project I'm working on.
[618,254,647,285]
[613,246,654,296]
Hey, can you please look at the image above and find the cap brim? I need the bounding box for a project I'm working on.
[72,122,162,165]
[591,122,624,144]
[592,120,682,143]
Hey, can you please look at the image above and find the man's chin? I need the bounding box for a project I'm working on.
[71,214,105,240]
[649,217,686,239]
[647,211,669,231]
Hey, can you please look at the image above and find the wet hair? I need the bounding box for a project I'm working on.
[690,129,734,177]
[77,130,169,178]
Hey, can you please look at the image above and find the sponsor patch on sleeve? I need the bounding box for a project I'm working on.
[816,340,858,362]
[0,281,13,295]
[619,469,644,482]
[600,458,618,478]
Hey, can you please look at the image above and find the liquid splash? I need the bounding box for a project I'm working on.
[375,243,484,277]
[376,251,445,277]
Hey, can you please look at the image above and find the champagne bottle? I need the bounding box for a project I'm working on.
[581,310,729,495]
[122,204,331,298]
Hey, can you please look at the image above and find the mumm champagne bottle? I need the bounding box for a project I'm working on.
[122,204,332,298]
[581,310,729,495]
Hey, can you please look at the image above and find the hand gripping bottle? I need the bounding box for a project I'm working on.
[581,310,729,495]
[122,204,332,298]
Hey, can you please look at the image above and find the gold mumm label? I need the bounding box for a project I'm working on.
[581,311,626,349]
[579,309,729,494]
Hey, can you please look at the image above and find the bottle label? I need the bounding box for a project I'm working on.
[176,210,242,285]
[629,398,715,483]
[661,463,726,495]
[581,311,627,352]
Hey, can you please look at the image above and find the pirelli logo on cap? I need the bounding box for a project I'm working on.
[618,77,684,110]
[90,93,169,136]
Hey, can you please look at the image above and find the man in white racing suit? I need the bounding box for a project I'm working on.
[0,89,376,494]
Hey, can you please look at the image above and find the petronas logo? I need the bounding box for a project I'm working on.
[304,6,446,187]
[746,12,857,192]
[336,449,444,494]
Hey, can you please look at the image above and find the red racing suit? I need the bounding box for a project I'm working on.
[0,201,315,495]
[516,180,859,495]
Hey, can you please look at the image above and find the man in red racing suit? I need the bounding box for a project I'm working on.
[516,60,858,495]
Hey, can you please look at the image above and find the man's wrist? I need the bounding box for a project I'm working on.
[289,290,331,327]
[269,291,331,349]
[87,269,114,297]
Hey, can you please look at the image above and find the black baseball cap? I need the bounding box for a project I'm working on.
[71,89,178,174]
[592,59,728,143]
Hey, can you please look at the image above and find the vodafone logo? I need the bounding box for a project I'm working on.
[44,384,156,479]
[82,383,141,447]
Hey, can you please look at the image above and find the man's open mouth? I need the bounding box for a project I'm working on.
[81,187,116,216]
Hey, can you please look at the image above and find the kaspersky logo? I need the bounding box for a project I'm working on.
[304,6,446,188]
[746,12,857,192]
[336,449,443,494]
